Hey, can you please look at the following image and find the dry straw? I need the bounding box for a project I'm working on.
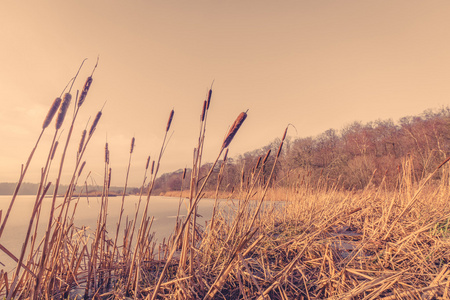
[6,74,450,299]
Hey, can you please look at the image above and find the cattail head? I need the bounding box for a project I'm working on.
[78,161,86,177]
[56,94,72,130]
[63,92,72,103]
[78,76,93,107]
[182,168,186,180]
[78,130,86,156]
[263,149,271,164]
[151,160,155,175]
[207,88,212,110]
[222,111,247,149]
[107,168,112,188]
[201,100,207,122]
[255,156,262,169]
[166,109,174,132]
[276,142,283,158]
[105,143,109,164]
[145,156,150,170]
[51,141,59,160]
[130,137,135,154]
[282,127,288,141]
[277,127,289,158]
[89,111,102,136]
[42,97,61,129]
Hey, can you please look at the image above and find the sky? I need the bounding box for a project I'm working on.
[1,1,450,187]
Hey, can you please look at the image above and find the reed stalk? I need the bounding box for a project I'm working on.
[127,110,174,293]
[112,137,135,261]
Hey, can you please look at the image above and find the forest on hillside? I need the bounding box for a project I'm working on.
[152,107,450,194]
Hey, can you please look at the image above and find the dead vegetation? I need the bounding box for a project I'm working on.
[1,63,450,299]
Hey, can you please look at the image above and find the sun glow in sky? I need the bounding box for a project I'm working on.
[1,1,450,187]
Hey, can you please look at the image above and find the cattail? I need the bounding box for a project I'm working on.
[263,149,271,164]
[78,161,86,177]
[282,127,288,141]
[130,137,135,154]
[56,93,71,130]
[151,161,155,175]
[276,144,283,158]
[78,76,93,107]
[78,130,86,155]
[275,127,289,158]
[166,110,174,132]
[182,168,186,180]
[222,111,247,149]
[145,156,151,170]
[89,111,102,136]
[108,168,112,188]
[255,156,262,169]
[50,141,59,160]
[105,143,109,164]
[42,97,61,129]
[276,132,287,158]
[201,100,207,122]
[207,88,212,110]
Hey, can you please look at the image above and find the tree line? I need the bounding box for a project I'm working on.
[152,107,450,194]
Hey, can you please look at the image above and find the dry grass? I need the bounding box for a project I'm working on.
[1,65,450,299]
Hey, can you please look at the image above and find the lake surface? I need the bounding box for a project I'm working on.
[0,194,226,272]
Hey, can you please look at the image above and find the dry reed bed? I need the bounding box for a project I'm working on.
[143,175,450,299]
[1,63,450,299]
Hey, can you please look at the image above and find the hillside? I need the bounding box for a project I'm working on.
[153,107,450,195]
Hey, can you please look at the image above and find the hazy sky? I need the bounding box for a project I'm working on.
[1,1,450,187]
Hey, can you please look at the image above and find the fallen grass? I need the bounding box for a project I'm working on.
[1,64,450,299]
